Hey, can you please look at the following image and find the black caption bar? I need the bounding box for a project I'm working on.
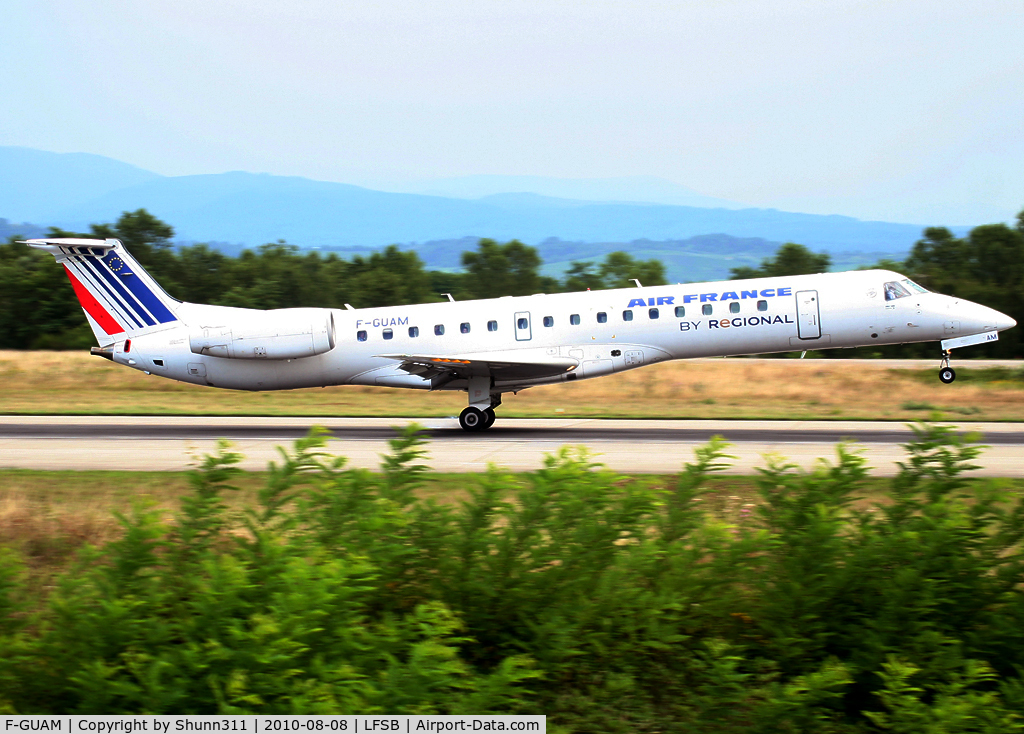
[1,717,545,734]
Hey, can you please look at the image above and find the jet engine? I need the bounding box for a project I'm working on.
[190,309,336,360]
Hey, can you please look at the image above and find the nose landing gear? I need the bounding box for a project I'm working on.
[938,350,956,384]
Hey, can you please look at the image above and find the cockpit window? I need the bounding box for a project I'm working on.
[903,279,928,294]
[883,281,912,301]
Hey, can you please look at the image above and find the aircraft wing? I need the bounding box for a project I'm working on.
[374,352,578,382]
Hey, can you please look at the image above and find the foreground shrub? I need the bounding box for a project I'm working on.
[1,424,1023,731]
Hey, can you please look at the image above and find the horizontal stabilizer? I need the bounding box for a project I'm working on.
[22,238,119,254]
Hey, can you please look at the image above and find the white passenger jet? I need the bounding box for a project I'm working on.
[26,237,1017,431]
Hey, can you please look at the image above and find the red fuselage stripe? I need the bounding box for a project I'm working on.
[64,265,125,335]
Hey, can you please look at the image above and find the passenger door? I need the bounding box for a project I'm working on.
[795,290,821,339]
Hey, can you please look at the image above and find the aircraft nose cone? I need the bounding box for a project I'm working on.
[983,306,1016,332]
[954,301,1017,334]
[983,303,1015,329]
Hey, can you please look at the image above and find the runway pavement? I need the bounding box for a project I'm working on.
[0,416,1022,476]
[705,358,1024,369]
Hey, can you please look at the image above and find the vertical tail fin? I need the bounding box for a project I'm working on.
[23,238,181,344]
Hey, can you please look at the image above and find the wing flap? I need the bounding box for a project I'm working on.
[374,352,578,381]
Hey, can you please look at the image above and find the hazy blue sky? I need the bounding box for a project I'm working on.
[4,0,1023,224]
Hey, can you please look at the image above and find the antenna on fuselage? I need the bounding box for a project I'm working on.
[443,293,455,302]
[344,304,355,310]
[630,279,643,288]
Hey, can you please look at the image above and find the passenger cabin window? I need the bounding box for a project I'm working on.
[702,304,713,316]
[409,326,419,337]
[757,300,768,312]
[383,328,393,340]
[729,302,740,314]
[460,322,471,334]
[649,308,659,319]
[570,314,581,325]
[434,324,445,336]
[543,316,554,327]
[623,310,633,321]
[518,317,529,329]
[675,306,685,317]
[487,320,498,331]
[357,330,367,342]
[597,312,607,323]
[884,281,912,301]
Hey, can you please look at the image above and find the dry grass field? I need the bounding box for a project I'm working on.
[2,350,1024,421]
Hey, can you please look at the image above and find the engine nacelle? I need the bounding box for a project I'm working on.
[190,309,336,360]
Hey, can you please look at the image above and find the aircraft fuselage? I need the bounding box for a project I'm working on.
[115,270,1009,391]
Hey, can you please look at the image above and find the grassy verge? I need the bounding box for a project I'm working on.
[6,465,1023,588]
[4,351,1024,421]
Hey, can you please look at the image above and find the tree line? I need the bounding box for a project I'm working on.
[1,208,1022,357]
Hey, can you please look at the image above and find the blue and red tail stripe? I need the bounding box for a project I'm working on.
[65,256,148,329]
[63,266,125,335]
[95,249,177,323]
[62,246,178,329]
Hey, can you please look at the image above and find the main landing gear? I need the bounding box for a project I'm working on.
[938,350,956,384]
[460,375,500,431]
[459,406,496,431]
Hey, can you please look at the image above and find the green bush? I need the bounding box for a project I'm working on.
[2,425,1024,731]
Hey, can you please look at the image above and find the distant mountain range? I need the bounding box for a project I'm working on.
[1,146,964,282]
[0,218,45,241]
[395,174,746,209]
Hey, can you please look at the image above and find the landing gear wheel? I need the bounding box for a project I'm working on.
[939,367,956,384]
[459,406,487,431]
[483,408,496,429]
